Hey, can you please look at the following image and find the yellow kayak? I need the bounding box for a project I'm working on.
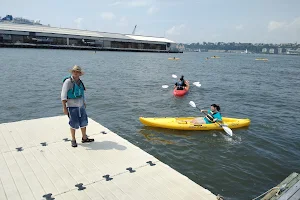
[168,58,180,60]
[139,117,250,131]
[211,56,220,58]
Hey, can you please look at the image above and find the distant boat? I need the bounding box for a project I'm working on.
[241,49,250,54]
[211,56,220,58]
[255,58,268,61]
[168,57,180,60]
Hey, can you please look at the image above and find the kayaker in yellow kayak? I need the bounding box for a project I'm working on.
[191,104,222,124]
[174,75,187,90]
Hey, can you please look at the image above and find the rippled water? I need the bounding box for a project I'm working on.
[1,48,300,199]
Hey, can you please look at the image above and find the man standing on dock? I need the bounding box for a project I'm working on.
[61,65,94,147]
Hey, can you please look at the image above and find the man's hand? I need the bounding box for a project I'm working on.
[63,107,68,115]
[62,100,68,115]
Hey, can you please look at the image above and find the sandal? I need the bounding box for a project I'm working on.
[82,137,94,143]
[71,140,77,147]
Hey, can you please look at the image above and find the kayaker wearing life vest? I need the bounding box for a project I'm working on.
[174,75,187,90]
[191,104,222,124]
[61,65,94,147]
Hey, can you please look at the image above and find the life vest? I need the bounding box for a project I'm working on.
[177,80,184,86]
[205,111,218,122]
[63,76,85,99]
[177,80,185,89]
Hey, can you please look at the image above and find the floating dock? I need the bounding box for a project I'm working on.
[0,116,217,200]
[260,172,300,200]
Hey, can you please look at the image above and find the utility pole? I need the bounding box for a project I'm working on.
[132,25,137,35]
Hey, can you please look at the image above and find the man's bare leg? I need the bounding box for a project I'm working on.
[81,127,87,140]
[70,128,76,140]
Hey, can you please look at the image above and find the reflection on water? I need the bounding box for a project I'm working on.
[139,129,175,145]
[140,126,197,137]
[139,125,243,146]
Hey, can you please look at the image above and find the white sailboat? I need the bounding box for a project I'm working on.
[241,49,249,54]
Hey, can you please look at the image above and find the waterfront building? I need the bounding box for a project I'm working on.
[0,17,180,53]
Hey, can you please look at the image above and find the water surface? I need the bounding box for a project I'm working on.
[1,48,300,199]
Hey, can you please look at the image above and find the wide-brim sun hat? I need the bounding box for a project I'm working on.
[69,65,84,75]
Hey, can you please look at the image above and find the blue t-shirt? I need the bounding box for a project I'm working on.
[204,110,222,124]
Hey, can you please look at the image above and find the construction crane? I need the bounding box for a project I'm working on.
[132,25,137,35]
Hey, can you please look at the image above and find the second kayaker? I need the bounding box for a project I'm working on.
[174,75,187,90]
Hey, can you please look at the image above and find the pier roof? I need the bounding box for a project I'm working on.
[0,23,175,43]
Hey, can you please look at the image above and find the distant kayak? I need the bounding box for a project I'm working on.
[168,58,180,60]
[139,117,251,131]
[173,81,189,96]
[211,56,220,59]
[255,58,268,61]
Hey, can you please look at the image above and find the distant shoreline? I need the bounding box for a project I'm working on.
[182,50,300,56]
[0,43,183,53]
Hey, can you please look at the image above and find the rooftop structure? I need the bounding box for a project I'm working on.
[1,14,42,25]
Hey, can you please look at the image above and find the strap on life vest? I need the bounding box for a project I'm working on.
[205,111,216,122]
[73,79,86,91]
[63,76,86,90]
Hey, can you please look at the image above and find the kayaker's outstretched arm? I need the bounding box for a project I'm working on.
[201,109,207,113]
[174,82,178,89]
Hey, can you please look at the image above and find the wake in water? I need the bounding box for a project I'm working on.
[219,132,242,144]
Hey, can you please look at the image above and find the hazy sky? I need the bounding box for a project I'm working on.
[1,0,300,43]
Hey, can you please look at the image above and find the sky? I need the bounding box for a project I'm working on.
[1,0,300,43]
